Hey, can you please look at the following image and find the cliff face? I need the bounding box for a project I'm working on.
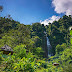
[42,36,48,58]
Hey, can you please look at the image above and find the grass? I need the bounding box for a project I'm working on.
[70,30,72,44]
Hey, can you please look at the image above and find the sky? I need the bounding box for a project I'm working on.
[0,0,72,25]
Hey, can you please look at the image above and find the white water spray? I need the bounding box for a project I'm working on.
[44,31,52,57]
[47,37,52,57]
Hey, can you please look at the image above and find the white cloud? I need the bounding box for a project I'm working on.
[52,0,72,15]
[40,15,60,25]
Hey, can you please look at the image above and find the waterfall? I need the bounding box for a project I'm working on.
[47,37,52,57]
[44,31,52,57]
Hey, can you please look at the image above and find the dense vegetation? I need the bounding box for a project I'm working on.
[46,15,72,54]
[70,30,72,44]
[0,15,72,72]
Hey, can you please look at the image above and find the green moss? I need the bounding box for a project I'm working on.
[70,30,72,44]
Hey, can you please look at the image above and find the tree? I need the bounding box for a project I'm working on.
[56,43,66,54]
[31,23,45,38]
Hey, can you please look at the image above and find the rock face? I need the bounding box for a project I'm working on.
[42,31,52,58]
[0,45,13,55]
[42,36,48,58]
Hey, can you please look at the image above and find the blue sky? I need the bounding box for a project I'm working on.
[0,0,69,25]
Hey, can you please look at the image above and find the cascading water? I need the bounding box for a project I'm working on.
[47,37,52,57]
[44,31,52,57]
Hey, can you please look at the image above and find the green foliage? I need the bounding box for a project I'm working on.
[70,30,72,44]
[63,63,72,72]
[48,45,72,72]
[31,23,46,57]
[0,52,3,64]
[56,43,66,54]
[0,50,47,72]
[14,44,27,58]
[46,15,72,55]
[31,23,45,38]
[0,35,15,48]
[60,47,72,62]
[0,15,72,72]
[33,47,44,58]
[31,36,42,47]
[0,17,45,57]
[0,17,31,49]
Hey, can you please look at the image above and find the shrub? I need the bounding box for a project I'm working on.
[14,44,27,58]
[56,43,66,54]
